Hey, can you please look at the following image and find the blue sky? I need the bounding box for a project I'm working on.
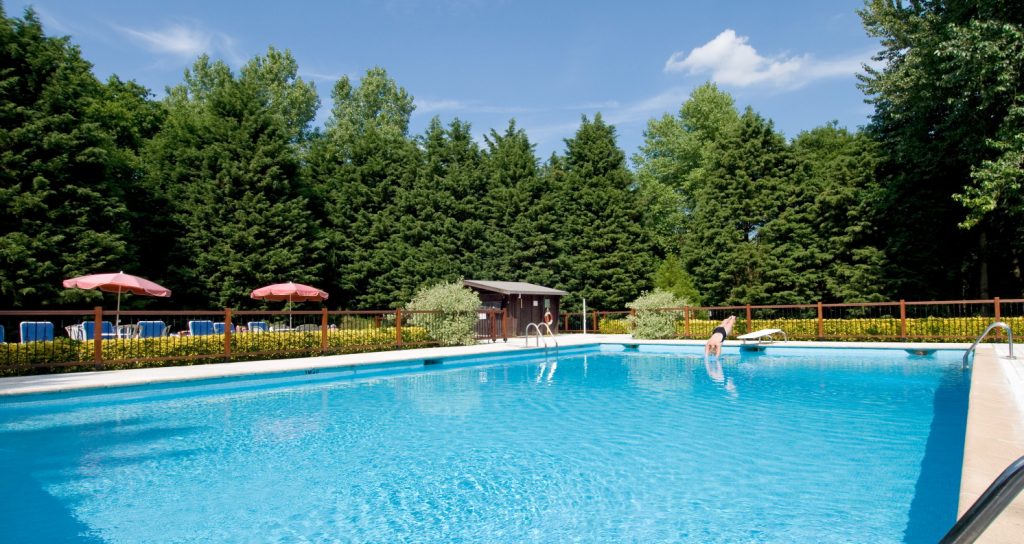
[8,0,880,160]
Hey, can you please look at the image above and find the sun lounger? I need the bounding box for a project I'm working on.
[0,325,4,343]
[20,321,54,342]
[138,321,167,339]
[188,320,215,336]
[212,322,236,334]
[82,321,117,340]
[247,321,269,332]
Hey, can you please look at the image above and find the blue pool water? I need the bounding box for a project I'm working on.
[0,345,969,543]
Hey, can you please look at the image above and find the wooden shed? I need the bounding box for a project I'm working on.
[463,280,568,337]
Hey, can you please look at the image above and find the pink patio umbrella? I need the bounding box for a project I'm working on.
[63,271,172,328]
[250,281,328,327]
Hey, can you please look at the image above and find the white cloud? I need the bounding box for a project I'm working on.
[413,98,539,116]
[664,29,869,88]
[117,24,211,57]
[300,71,347,83]
[415,98,466,113]
[114,22,243,64]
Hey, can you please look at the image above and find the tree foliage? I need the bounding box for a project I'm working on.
[5,3,1023,316]
[0,7,133,308]
[859,0,1024,298]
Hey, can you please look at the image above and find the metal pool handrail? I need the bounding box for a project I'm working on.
[939,455,1024,543]
[524,322,559,361]
[963,322,1014,370]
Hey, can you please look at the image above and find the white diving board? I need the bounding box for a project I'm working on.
[737,328,787,350]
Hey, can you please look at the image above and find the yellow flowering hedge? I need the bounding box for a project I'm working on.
[598,316,1020,342]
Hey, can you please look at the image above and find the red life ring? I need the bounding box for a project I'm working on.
[543,311,553,325]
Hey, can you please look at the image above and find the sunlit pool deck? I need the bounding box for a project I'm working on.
[1,335,1021,542]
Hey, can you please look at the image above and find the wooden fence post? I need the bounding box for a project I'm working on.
[93,306,103,365]
[321,308,329,352]
[745,305,752,332]
[684,306,691,338]
[395,309,403,346]
[490,309,497,341]
[817,302,824,339]
[502,307,508,341]
[223,308,232,360]
[899,299,907,339]
[995,297,1001,321]
[593,311,599,333]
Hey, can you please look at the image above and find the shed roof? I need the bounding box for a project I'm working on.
[463,280,568,296]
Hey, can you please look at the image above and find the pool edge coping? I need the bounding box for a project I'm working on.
[959,345,1024,543]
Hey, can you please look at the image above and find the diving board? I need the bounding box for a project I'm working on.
[737,328,787,350]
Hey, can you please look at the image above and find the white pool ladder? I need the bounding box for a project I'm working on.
[525,322,559,360]
[963,321,1015,370]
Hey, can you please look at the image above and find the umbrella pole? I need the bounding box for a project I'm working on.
[115,290,122,330]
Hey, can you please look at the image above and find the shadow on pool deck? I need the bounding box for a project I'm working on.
[902,365,970,543]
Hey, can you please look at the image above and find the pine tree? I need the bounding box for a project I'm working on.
[307,67,419,308]
[0,8,133,307]
[543,114,656,310]
[683,109,790,305]
[143,50,321,308]
[478,120,540,281]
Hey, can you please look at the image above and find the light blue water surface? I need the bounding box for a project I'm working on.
[0,345,970,543]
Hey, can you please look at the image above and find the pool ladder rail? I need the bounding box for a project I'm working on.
[963,321,1015,370]
[939,455,1024,543]
[525,322,559,361]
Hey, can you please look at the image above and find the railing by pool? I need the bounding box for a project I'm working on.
[0,307,508,376]
[566,298,1023,343]
[2,298,1019,376]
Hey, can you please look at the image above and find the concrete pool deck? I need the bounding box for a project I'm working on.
[1,335,1021,541]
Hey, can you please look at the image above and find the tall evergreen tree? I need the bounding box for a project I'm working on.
[369,117,486,304]
[544,114,656,310]
[633,83,741,259]
[478,120,540,281]
[789,124,889,301]
[860,0,1024,297]
[0,8,134,307]
[682,109,791,305]
[143,49,321,308]
[307,67,419,308]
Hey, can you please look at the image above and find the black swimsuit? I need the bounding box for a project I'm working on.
[711,326,727,340]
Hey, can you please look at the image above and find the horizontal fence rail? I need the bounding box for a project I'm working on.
[0,307,507,376]
[575,298,1021,342]
[1,299,1017,376]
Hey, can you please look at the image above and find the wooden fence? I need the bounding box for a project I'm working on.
[568,298,1022,341]
[1,298,1019,376]
[0,307,507,376]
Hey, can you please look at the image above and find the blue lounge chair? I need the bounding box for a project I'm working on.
[82,321,117,340]
[188,320,215,336]
[212,322,235,334]
[0,324,5,343]
[20,321,54,342]
[137,321,167,339]
[247,321,269,332]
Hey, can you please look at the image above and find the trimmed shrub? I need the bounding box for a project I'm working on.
[407,280,481,346]
[627,290,688,339]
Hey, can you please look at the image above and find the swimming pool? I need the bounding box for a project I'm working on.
[0,344,969,543]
